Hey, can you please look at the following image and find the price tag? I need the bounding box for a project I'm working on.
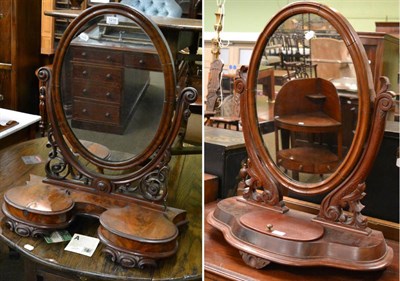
[79,32,89,41]
[106,16,119,25]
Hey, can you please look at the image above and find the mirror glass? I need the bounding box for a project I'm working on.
[60,13,164,163]
[256,13,357,184]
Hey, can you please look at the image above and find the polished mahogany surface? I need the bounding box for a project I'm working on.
[205,202,399,281]
[209,1,395,271]
[0,138,201,280]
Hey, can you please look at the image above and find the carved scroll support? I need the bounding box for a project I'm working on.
[316,77,395,233]
[237,68,286,212]
[35,65,52,137]
[239,158,288,213]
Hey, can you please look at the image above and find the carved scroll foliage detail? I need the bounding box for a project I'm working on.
[103,247,157,268]
[318,76,395,230]
[140,165,169,202]
[6,219,51,238]
[240,159,274,205]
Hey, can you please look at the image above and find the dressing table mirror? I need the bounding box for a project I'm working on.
[208,2,394,270]
[2,3,197,268]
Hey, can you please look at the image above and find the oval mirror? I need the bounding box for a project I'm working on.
[243,2,373,194]
[60,13,164,164]
[256,13,357,184]
[49,4,178,178]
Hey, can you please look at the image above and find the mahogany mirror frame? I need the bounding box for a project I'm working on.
[2,3,198,269]
[208,1,394,271]
[242,1,374,199]
[44,3,196,198]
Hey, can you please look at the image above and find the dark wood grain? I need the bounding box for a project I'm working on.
[205,202,399,281]
[0,138,201,280]
[0,0,42,113]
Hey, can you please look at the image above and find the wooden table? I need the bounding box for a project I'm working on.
[257,66,275,101]
[0,137,201,280]
[205,201,399,281]
[0,109,41,150]
[44,9,202,63]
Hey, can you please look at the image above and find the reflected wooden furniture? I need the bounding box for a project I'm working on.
[310,37,355,81]
[274,78,342,179]
[205,202,399,281]
[0,137,201,281]
[68,37,159,134]
[0,0,41,113]
[257,65,275,101]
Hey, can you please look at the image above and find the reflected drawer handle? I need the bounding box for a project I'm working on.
[106,73,112,79]
[82,88,88,95]
[0,13,4,19]
[105,92,111,98]
[82,108,87,113]
[106,55,112,61]
[139,59,144,64]
[82,70,88,76]
[81,52,87,57]
[105,112,111,118]
[0,94,4,101]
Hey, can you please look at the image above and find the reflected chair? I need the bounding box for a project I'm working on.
[209,66,248,131]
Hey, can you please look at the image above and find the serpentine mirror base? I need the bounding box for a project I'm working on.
[208,197,393,271]
[2,176,186,268]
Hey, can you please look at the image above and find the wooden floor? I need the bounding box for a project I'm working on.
[205,202,399,281]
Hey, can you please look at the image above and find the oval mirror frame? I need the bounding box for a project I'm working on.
[242,2,375,195]
[48,4,179,181]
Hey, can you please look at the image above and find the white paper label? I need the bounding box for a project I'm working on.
[64,234,100,257]
[272,230,286,236]
[79,32,89,41]
[24,244,34,251]
[106,16,119,25]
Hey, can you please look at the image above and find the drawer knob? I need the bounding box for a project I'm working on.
[105,92,111,98]
[106,73,112,79]
[139,59,144,64]
[0,94,4,101]
[82,108,87,113]
[106,55,112,61]
[105,112,111,118]
[82,88,88,95]
[81,52,87,57]
[82,70,88,76]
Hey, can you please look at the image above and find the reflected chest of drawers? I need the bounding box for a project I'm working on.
[68,44,161,134]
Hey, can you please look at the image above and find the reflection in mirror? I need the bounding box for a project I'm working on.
[60,14,164,163]
[256,13,358,184]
